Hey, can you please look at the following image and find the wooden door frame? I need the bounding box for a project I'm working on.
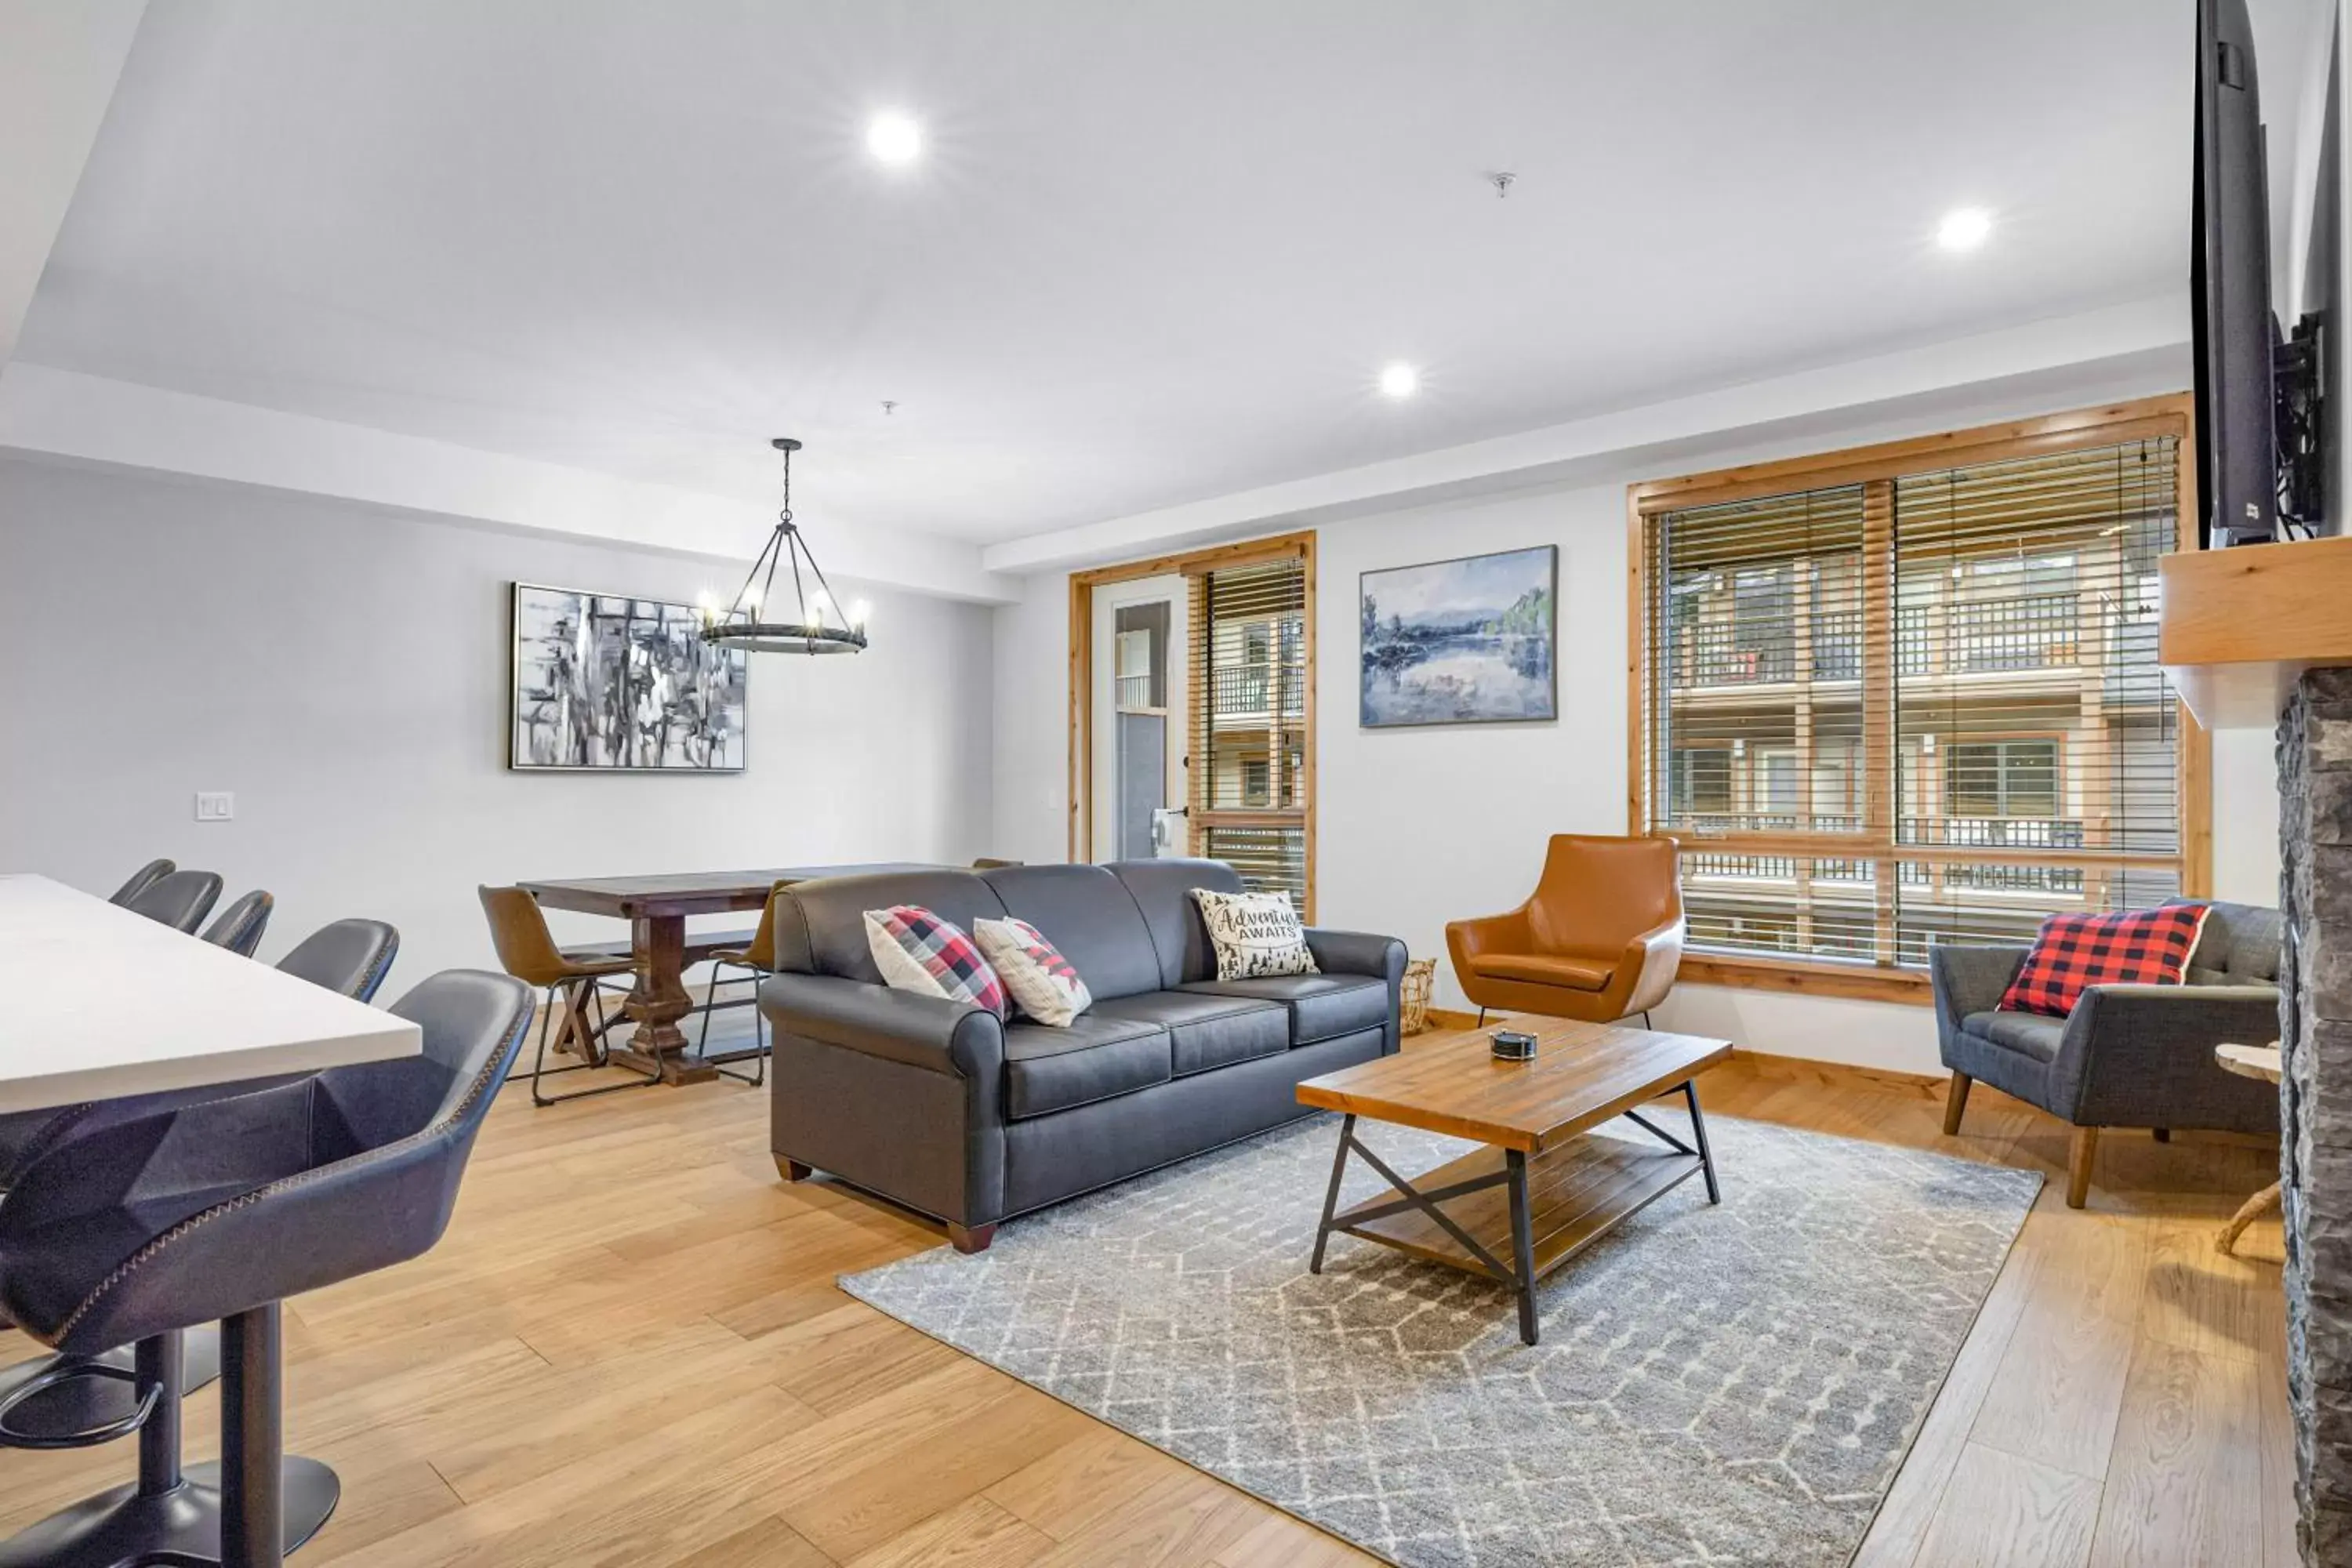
[1068,530,1318,917]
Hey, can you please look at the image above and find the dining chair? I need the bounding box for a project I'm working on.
[122,870,223,935]
[691,881,786,1086]
[478,885,653,1105]
[200,890,275,958]
[0,916,401,1455]
[0,969,532,1567]
[106,859,176,907]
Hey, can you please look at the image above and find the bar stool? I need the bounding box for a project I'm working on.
[0,919,401,1455]
[200,891,275,958]
[107,860,176,907]
[0,968,531,1567]
[690,880,784,1086]
[123,871,223,935]
[477,886,650,1105]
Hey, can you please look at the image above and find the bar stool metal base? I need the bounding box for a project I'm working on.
[0,1329,223,1450]
[0,1457,337,1566]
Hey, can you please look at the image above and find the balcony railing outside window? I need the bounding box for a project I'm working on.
[1676,590,2087,688]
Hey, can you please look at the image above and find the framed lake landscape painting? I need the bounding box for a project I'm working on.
[1359,545,1556,728]
[510,583,749,771]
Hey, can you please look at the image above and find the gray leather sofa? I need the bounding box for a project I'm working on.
[757,859,1406,1250]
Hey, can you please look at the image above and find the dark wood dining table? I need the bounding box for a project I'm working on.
[519,863,950,1084]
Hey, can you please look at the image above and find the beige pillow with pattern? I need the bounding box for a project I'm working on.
[1191,888,1319,981]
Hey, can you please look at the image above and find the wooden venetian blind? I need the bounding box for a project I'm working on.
[1637,432,2191,971]
[1189,552,1310,912]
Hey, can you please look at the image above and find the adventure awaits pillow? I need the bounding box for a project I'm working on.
[863,906,1007,1018]
[1191,888,1319,982]
[973,916,1092,1027]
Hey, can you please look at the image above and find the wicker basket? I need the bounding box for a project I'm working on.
[1399,956,1438,1035]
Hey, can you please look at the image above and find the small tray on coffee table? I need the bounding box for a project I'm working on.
[1296,1019,1733,1345]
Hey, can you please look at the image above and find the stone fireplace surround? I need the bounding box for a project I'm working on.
[2281,667,2352,1561]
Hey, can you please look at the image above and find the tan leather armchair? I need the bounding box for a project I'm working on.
[1446,834,1686,1025]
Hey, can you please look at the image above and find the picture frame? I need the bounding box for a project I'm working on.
[1359,544,1557,728]
[508,582,749,771]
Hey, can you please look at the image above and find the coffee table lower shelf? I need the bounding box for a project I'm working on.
[1309,1097,1719,1345]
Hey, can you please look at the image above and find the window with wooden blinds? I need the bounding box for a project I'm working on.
[1189,550,1312,913]
[1632,402,2204,990]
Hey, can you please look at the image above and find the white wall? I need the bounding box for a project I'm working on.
[993,372,2287,1077]
[0,456,996,987]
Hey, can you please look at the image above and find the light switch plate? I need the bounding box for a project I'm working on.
[194,791,234,822]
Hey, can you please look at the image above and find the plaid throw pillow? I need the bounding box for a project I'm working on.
[1997,904,2212,1018]
[863,906,1007,1018]
[974,916,1092,1027]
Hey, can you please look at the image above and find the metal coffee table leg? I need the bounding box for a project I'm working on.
[1309,1114,1356,1274]
[1505,1150,1538,1345]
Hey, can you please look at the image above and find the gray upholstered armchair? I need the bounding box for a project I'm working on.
[1933,900,2284,1208]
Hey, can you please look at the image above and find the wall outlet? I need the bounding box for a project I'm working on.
[194,791,234,822]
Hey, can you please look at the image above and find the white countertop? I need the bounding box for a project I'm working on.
[0,873,421,1112]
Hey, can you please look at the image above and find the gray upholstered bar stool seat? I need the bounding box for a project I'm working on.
[106,860,176,907]
[199,892,275,958]
[0,968,528,1568]
[0,921,399,1457]
[122,870,223,935]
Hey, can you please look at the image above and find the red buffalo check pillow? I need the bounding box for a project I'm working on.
[973,916,1092,1026]
[863,906,1007,1018]
[1997,904,2212,1018]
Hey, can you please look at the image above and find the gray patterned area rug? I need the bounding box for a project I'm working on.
[840,1112,2041,1568]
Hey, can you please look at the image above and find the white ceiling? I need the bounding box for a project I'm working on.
[18,1,2212,551]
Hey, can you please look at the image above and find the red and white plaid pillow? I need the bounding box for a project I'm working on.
[863,906,1007,1018]
[1997,904,2211,1018]
[974,916,1092,1026]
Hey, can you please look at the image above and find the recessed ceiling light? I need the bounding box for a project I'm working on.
[1379,363,1419,399]
[866,111,923,166]
[1936,207,1994,252]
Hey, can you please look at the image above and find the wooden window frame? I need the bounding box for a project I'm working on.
[1068,530,1318,918]
[1625,394,2212,1006]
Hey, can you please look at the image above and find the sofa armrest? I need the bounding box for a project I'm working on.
[1929,946,2029,1036]
[757,973,1004,1080]
[1305,927,1406,986]
[2056,983,2285,1131]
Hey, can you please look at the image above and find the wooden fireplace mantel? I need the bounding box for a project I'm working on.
[2160,535,2352,729]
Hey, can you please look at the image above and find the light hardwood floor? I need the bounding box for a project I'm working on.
[0,1018,2292,1567]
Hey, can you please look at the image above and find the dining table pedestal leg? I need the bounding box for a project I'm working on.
[609,913,717,1085]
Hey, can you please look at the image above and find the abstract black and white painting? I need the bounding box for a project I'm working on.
[1359,545,1556,727]
[510,583,748,771]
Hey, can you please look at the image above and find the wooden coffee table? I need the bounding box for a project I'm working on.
[1296,1019,1733,1345]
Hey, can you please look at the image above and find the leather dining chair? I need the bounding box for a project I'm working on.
[479,885,651,1105]
[1446,833,1687,1027]
[200,891,276,958]
[691,881,786,1086]
[0,918,403,1458]
[0,969,532,1567]
[107,859,176,907]
[123,870,223,935]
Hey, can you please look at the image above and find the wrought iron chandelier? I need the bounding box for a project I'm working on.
[699,437,869,655]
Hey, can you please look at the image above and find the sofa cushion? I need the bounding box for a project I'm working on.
[1106,858,1247,988]
[1003,1014,1171,1120]
[1963,1009,2067,1063]
[773,870,1006,983]
[2176,898,2283,986]
[1468,953,1614,992]
[1179,973,1389,1046]
[982,864,1165,1002]
[1088,989,1290,1076]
